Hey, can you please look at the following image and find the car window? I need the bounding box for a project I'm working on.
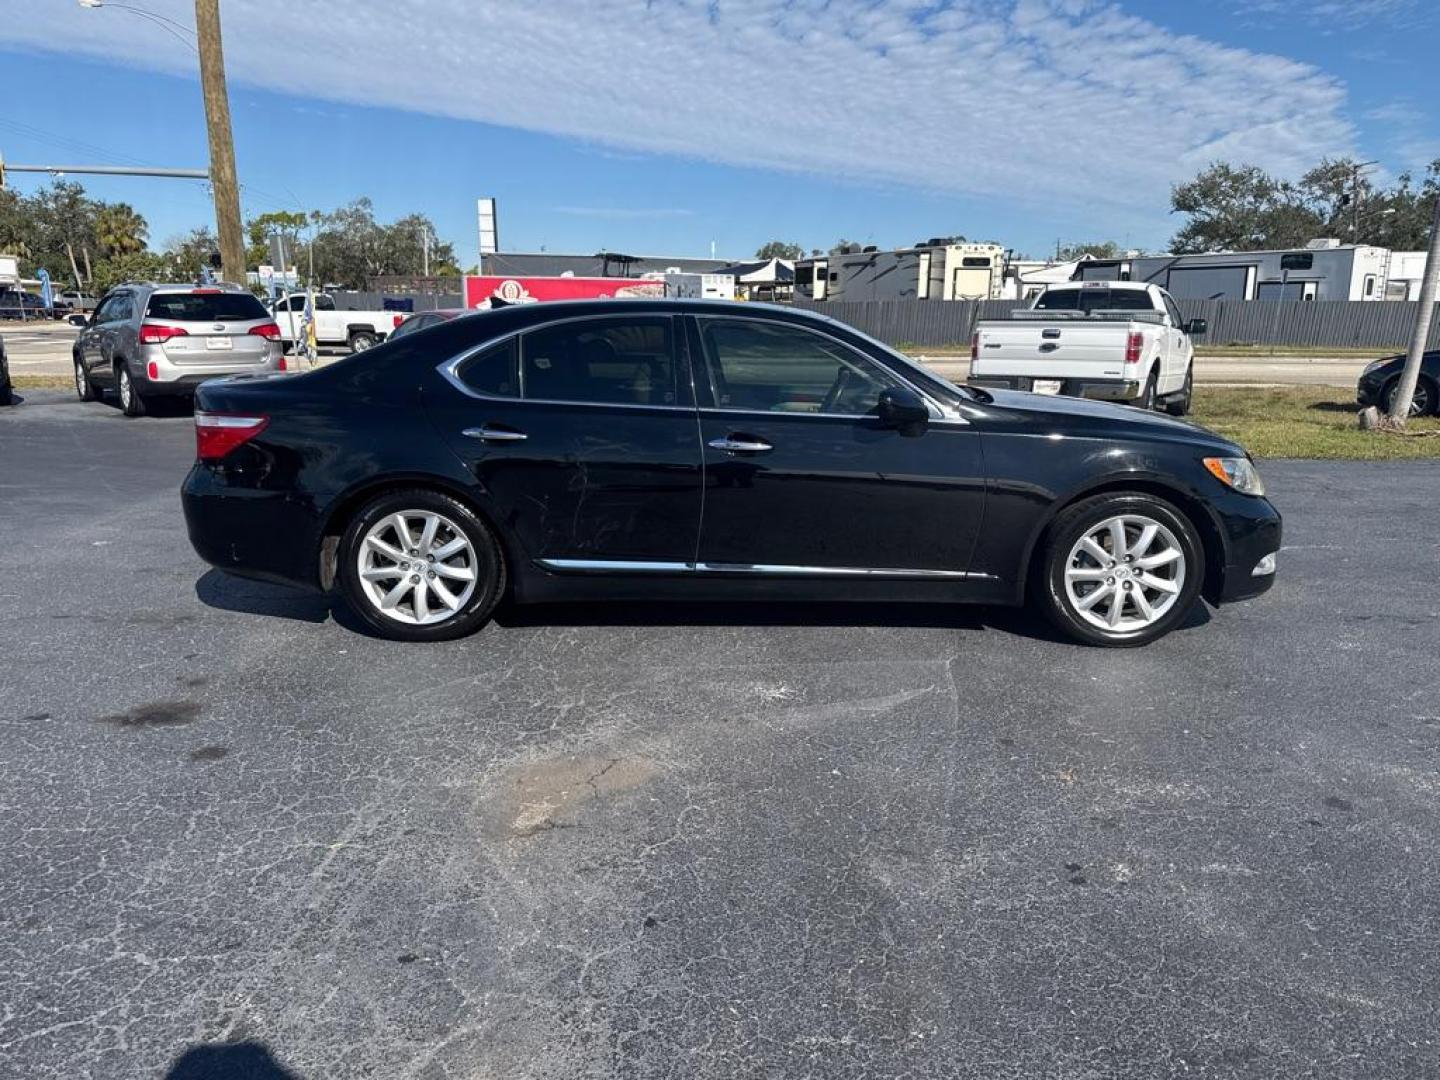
[455,338,518,397]
[1163,295,1184,327]
[391,314,431,339]
[315,295,336,312]
[93,294,122,323]
[1035,288,1158,313]
[520,317,677,406]
[699,318,899,415]
[145,292,270,322]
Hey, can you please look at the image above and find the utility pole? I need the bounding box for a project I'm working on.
[1383,192,1440,427]
[1350,160,1378,243]
[194,0,246,286]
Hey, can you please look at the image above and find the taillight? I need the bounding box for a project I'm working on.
[249,321,282,341]
[393,314,406,328]
[1125,331,1143,364]
[195,411,269,461]
[970,331,979,362]
[139,323,188,344]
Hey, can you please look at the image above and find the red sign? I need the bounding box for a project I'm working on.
[463,275,665,308]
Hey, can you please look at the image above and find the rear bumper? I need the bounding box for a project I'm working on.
[969,375,1140,402]
[182,464,325,591]
[139,341,284,390]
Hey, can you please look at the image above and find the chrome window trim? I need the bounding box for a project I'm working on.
[538,557,995,581]
[691,313,962,424]
[436,311,692,411]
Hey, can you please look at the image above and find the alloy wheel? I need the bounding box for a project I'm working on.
[356,510,479,625]
[74,362,87,399]
[1063,513,1186,633]
[119,370,132,409]
[1386,379,1431,417]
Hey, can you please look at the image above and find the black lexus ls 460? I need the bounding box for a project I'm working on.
[182,300,1280,647]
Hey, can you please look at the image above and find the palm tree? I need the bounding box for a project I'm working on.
[94,203,149,259]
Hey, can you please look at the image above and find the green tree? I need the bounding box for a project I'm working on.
[245,209,314,270]
[163,227,221,278]
[1057,240,1122,261]
[828,238,858,254]
[755,240,803,260]
[1170,163,1324,252]
[91,250,172,292]
[93,203,148,258]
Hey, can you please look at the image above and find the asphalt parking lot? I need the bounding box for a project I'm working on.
[3,389,1438,1079]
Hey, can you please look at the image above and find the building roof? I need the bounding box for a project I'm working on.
[712,257,795,283]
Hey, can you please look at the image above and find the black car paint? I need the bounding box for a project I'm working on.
[182,300,1280,613]
[1355,350,1440,413]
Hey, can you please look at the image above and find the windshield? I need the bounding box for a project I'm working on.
[1035,288,1157,313]
[145,292,270,322]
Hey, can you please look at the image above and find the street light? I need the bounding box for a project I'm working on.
[76,1,197,50]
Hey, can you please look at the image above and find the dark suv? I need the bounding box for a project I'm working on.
[73,282,284,416]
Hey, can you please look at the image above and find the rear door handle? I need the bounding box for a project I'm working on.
[462,425,528,443]
[708,435,773,453]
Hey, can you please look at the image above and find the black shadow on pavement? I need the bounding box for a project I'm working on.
[164,1040,302,1079]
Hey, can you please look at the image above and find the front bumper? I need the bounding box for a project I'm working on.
[969,375,1141,402]
[1211,493,1282,604]
[1355,368,1390,407]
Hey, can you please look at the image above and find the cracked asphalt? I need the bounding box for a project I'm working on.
[2,388,1437,1079]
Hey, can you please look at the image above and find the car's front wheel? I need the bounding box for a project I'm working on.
[1036,492,1204,647]
[74,357,97,402]
[337,489,506,642]
[1384,375,1435,417]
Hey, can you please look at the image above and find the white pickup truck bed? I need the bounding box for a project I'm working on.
[968,282,1200,413]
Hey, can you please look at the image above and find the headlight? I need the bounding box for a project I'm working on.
[1202,456,1265,496]
[1362,359,1388,375]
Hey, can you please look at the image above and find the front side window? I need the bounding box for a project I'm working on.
[520,317,677,406]
[699,319,899,415]
[1163,295,1185,327]
[93,294,124,324]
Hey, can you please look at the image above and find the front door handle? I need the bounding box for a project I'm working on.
[462,425,528,443]
[708,435,773,453]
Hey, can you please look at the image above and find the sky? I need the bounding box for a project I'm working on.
[1,0,1436,266]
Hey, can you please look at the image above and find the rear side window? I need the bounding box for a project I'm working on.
[455,338,518,398]
[1035,288,1157,313]
[145,292,270,322]
[520,317,677,406]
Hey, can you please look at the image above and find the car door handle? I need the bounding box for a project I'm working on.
[708,435,773,453]
[462,425,528,443]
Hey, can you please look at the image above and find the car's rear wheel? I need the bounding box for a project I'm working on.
[348,330,378,353]
[1384,375,1435,417]
[337,489,506,642]
[117,365,147,417]
[1036,492,1204,647]
[74,358,97,402]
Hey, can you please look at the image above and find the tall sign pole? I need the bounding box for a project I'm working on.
[195,0,246,286]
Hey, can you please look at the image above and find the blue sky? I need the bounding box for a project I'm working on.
[2,0,1436,265]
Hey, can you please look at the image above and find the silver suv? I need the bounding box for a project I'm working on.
[73,282,285,416]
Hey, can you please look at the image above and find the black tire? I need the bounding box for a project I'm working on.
[1164,363,1193,417]
[74,357,97,402]
[117,364,147,417]
[1133,368,1158,411]
[0,379,11,407]
[1034,491,1205,648]
[348,330,378,353]
[1383,375,1436,418]
[337,488,506,642]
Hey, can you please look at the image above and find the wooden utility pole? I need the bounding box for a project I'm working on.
[194,0,246,285]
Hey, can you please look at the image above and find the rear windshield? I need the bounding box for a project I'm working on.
[1034,288,1157,313]
[145,292,270,322]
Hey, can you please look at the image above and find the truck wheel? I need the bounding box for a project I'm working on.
[348,330,378,353]
[1133,369,1158,411]
[1164,365,1193,417]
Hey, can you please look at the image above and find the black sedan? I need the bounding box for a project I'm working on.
[182,300,1280,647]
[0,334,11,406]
[1356,350,1439,416]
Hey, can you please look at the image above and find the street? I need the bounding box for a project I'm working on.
[2,390,1437,1078]
[4,319,1374,387]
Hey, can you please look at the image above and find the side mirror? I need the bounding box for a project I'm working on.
[877,386,930,435]
[67,313,88,328]
[1185,318,1207,337]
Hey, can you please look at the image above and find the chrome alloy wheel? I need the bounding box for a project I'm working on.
[1063,514,1186,633]
[356,511,478,626]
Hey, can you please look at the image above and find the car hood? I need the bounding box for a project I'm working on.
[977,387,1243,453]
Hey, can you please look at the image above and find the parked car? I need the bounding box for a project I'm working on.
[183,300,1280,647]
[0,334,12,406]
[1355,350,1439,417]
[386,308,471,341]
[269,292,399,353]
[0,289,55,320]
[56,290,99,314]
[72,282,285,417]
[969,281,1204,415]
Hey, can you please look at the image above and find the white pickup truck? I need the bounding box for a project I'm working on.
[968,281,1205,415]
[269,293,401,353]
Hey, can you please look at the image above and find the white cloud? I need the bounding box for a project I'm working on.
[1241,0,1429,29]
[2,0,1357,219]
